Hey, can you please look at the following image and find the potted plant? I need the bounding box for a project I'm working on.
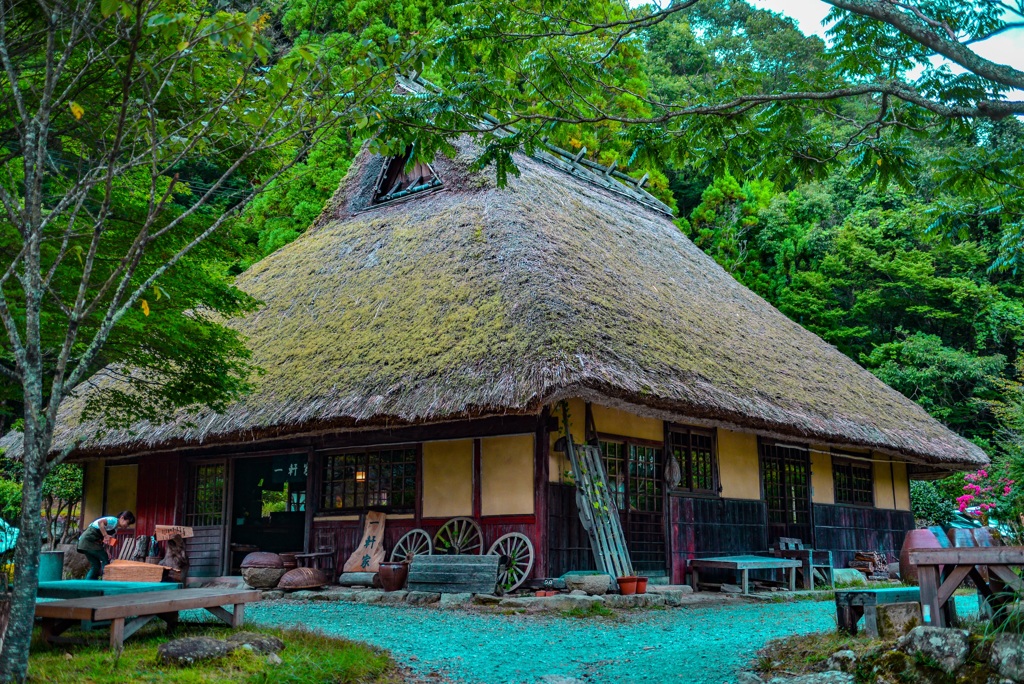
[635,576,648,594]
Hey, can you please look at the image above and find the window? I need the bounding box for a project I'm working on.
[321,447,418,512]
[186,463,225,527]
[833,455,874,506]
[667,427,718,494]
[372,147,441,204]
[598,440,663,514]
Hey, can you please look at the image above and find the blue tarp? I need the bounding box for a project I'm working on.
[0,519,19,555]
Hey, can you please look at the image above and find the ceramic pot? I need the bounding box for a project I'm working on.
[635,577,648,594]
[616,576,638,595]
[972,527,998,547]
[899,529,942,585]
[280,552,298,571]
[947,528,977,549]
[378,561,409,592]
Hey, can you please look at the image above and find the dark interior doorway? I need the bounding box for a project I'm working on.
[229,455,306,571]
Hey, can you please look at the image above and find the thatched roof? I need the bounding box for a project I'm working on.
[41,139,985,468]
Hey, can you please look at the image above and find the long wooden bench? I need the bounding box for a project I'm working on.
[34,587,261,651]
[37,580,182,600]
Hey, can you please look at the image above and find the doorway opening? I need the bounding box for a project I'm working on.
[229,455,307,571]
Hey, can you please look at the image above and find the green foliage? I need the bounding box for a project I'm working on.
[0,479,21,525]
[910,480,955,526]
[688,172,1024,446]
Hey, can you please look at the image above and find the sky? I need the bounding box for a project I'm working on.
[754,0,1024,72]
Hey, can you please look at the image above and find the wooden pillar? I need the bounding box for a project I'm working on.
[472,439,482,520]
[304,448,316,553]
[534,408,550,579]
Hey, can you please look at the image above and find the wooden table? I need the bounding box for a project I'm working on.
[34,587,261,651]
[37,580,182,600]
[835,587,921,636]
[689,555,801,595]
[910,547,1024,628]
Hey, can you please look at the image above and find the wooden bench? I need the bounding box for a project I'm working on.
[835,587,921,636]
[34,587,261,651]
[407,554,500,594]
[771,537,834,590]
[689,555,801,595]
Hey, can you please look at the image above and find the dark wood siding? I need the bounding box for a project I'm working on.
[813,504,914,569]
[668,496,768,584]
[546,483,597,577]
[186,526,225,577]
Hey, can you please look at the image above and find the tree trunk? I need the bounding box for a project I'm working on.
[0,444,46,683]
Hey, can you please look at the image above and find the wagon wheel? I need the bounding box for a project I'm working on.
[433,517,484,555]
[391,529,433,562]
[487,532,535,593]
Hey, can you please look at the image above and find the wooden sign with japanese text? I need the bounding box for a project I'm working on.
[342,511,386,573]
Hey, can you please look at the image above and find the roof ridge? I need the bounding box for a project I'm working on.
[394,74,674,217]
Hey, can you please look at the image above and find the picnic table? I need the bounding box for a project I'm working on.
[911,546,1024,628]
[689,555,801,595]
[34,587,261,651]
[37,580,182,600]
[835,587,921,636]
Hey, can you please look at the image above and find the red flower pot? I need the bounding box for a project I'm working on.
[636,577,648,594]
[616,576,638,595]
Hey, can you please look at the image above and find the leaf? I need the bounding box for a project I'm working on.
[69,102,84,120]
[153,285,161,301]
[73,246,83,266]
[177,40,189,52]
[141,299,150,316]
[100,0,118,17]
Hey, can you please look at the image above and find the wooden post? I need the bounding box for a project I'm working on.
[919,565,943,627]
[304,448,315,553]
[690,565,699,592]
[741,569,749,595]
[109,617,125,653]
[231,603,244,628]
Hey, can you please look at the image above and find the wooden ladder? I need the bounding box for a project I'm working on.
[565,435,633,578]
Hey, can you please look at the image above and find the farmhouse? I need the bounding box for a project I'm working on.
[57,134,985,583]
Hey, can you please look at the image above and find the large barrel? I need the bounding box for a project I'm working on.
[38,550,65,582]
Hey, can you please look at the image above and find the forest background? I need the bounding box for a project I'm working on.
[2,0,1023,544]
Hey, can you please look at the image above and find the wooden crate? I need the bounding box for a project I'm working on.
[103,560,166,583]
[407,555,499,594]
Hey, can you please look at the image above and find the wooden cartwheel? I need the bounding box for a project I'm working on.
[391,529,433,562]
[487,532,535,593]
[433,517,484,555]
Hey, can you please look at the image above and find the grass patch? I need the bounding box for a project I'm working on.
[755,631,883,677]
[27,623,395,683]
[561,602,615,619]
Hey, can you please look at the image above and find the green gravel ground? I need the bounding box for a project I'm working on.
[237,599,853,683]
[227,596,979,684]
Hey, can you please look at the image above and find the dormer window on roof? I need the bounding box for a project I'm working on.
[372,147,442,205]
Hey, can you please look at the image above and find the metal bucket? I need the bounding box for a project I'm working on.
[38,550,65,582]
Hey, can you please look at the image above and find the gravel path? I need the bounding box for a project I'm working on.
[246,598,841,683]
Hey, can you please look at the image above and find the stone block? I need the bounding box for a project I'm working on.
[405,591,441,605]
[261,590,284,601]
[439,592,474,609]
[991,633,1024,681]
[226,632,285,654]
[473,594,503,605]
[876,602,922,639]
[378,590,408,605]
[825,650,856,673]
[766,674,853,684]
[898,626,969,674]
[563,574,611,596]
[157,637,232,666]
[721,583,742,593]
[602,593,666,609]
[832,569,867,587]
[354,590,383,604]
[241,567,286,590]
[499,594,603,611]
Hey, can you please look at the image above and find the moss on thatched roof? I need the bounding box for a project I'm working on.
[48,140,985,468]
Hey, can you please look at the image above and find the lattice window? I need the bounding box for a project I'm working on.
[372,147,442,204]
[600,440,627,510]
[833,456,875,507]
[668,427,717,494]
[321,447,418,512]
[760,442,812,530]
[186,463,225,527]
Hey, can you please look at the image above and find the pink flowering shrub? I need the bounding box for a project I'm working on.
[957,467,1015,519]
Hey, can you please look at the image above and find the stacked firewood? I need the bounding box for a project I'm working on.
[849,551,890,580]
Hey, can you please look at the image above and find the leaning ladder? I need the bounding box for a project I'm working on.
[565,435,634,578]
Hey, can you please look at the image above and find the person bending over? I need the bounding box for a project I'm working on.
[77,510,135,580]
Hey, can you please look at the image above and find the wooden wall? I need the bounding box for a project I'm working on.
[136,454,181,536]
[668,497,769,584]
[812,503,915,568]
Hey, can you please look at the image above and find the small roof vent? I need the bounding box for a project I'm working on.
[372,147,442,205]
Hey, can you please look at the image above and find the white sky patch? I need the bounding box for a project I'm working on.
[754,0,1024,76]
